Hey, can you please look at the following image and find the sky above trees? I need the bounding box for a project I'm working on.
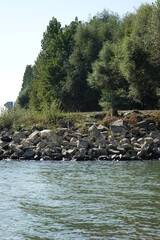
[0,0,154,108]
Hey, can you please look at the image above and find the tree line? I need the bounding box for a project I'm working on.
[17,1,160,112]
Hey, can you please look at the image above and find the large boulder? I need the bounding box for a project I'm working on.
[13,131,27,142]
[27,131,40,144]
[144,137,153,145]
[22,149,36,159]
[150,131,160,139]
[77,139,89,149]
[40,129,60,143]
[22,140,34,149]
[74,148,88,159]
[137,119,155,131]
[110,119,128,134]
[88,125,100,140]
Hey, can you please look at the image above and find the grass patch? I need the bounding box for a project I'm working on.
[0,105,87,132]
[1,107,160,132]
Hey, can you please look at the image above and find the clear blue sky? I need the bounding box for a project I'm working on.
[0,0,154,108]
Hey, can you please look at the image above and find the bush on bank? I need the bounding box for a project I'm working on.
[0,105,86,132]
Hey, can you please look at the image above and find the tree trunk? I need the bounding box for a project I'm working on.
[111,108,118,117]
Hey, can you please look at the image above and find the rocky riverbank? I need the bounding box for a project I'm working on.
[1,113,160,161]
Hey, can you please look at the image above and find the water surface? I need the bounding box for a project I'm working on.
[0,160,160,239]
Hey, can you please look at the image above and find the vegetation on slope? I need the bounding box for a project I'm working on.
[14,0,160,116]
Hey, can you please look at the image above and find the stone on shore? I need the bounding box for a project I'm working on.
[0,116,160,161]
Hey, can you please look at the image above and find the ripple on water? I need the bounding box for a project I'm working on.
[0,160,160,239]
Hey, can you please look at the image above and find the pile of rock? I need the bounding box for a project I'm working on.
[0,118,160,161]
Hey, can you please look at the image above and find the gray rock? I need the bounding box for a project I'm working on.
[111,125,127,133]
[117,147,126,154]
[77,139,89,149]
[12,135,20,144]
[133,142,142,148]
[49,142,61,149]
[70,137,77,146]
[63,132,72,141]
[27,131,40,144]
[137,149,146,158]
[129,149,137,157]
[120,138,130,145]
[153,138,160,145]
[131,137,136,143]
[123,151,131,159]
[88,125,100,139]
[111,154,117,160]
[0,140,9,150]
[56,128,68,136]
[112,119,127,127]
[14,131,27,139]
[9,142,19,151]
[148,123,155,131]
[11,152,20,159]
[61,141,70,148]
[34,155,40,160]
[97,124,108,132]
[22,140,34,148]
[98,155,109,160]
[122,143,133,150]
[40,129,52,139]
[150,131,160,139]
[0,149,4,155]
[36,141,47,149]
[137,119,155,131]
[42,156,52,160]
[141,143,150,152]
[100,131,108,139]
[144,137,153,145]
[137,138,144,144]
[88,148,98,159]
[44,148,52,157]
[75,148,87,158]
[134,147,142,153]
[1,150,12,158]
[108,149,120,155]
[40,130,61,143]
[97,148,107,156]
[23,149,36,159]
[154,147,160,155]
[67,148,77,157]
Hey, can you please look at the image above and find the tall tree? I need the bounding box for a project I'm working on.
[17,65,33,108]
[88,41,129,114]
[30,17,79,110]
[120,4,159,108]
[64,11,120,111]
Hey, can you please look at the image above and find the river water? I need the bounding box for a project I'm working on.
[0,160,160,240]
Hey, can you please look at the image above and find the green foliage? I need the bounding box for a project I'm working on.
[88,41,129,110]
[99,89,129,110]
[0,106,29,130]
[30,17,79,110]
[17,3,160,113]
[147,0,160,68]
[120,4,159,108]
[63,11,120,111]
[17,65,33,108]
[0,103,86,131]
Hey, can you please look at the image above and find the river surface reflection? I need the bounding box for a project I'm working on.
[0,160,160,239]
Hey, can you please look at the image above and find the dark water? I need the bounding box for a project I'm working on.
[0,160,160,240]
